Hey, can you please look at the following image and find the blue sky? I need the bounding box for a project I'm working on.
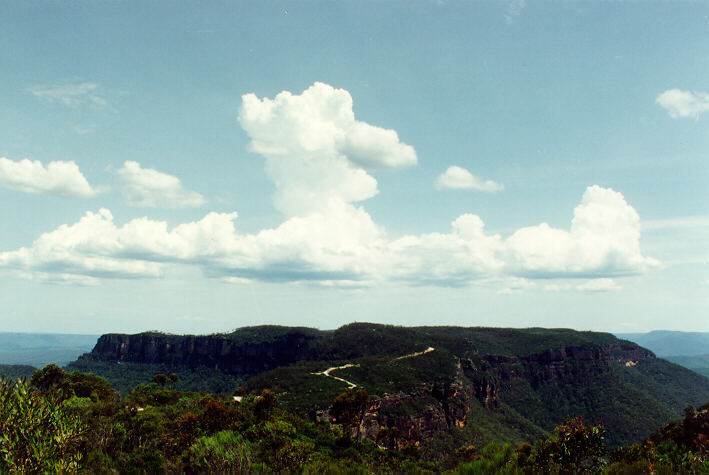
[1,1,707,334]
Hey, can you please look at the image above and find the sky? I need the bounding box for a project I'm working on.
[0,1,707,335]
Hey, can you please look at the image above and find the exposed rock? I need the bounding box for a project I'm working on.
[89,330,322,378]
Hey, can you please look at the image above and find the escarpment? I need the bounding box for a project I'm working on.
[76,323,709,449]
[353,343,658,450]
[88,327,325,378]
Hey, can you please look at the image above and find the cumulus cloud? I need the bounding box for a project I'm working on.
[117,161,206,208]
[239,82,416,216]
[435,166,503,192]
[505,186,659,278]
[656,89,709,118]
[0,185,657,287]
[28,81,108,108]
[0,205,382,284]
[0,83,658,290]
[0,209,163,281]
[0,157,101,197]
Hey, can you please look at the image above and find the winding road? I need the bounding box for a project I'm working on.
[311,347,436,388]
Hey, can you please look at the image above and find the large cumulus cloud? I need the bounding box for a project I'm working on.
[0,83,659,288]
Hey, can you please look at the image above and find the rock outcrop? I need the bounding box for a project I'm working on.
[89,329,323,378]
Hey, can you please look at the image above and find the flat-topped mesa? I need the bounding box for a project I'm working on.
[89,327,324,377]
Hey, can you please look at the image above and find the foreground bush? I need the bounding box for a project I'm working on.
[185,430,252,472]
[0,377,86,472]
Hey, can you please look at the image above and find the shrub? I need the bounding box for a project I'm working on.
[522,416,606,473]
[0,378,86,472]
[186,430,252,472]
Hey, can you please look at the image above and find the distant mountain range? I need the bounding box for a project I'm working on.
[616,330,709,377]
[616,331,709,357]
[0,332,99,368]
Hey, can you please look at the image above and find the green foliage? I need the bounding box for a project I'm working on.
[451,442,517,474]
[0,377,86,473]
[609,402,709,473]
[254,389,277,419]
[185,430,252,472]
[2,363,708,474]
[152,373,169,386]
[521,416,607,473]
[0,363,36,380]
[66,358,242,395]
[30,363,117,402]
[331,388,369,429]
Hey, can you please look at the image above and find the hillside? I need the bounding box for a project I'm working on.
[0,364,36,380]
[72,323,709,453]
[664,354,709,378]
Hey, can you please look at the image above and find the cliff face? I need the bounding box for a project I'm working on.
[351,343,657,451]
[73,324,709,454]
[90,331,322,377]
[357,360,472,450]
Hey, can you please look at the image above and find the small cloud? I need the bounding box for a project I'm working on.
[0,157,103,198]
[435,166,503,192]
[117,161,206,208]
[656,89,709,119]
[576,278,621,292]
[28,80,109,109]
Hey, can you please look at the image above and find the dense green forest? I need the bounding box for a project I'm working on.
[1,364,707,473]
[79,323,709,449]
[4,324,708,472]
[0,364,35,380]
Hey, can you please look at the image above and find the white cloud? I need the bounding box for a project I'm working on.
[0,186,656,287]
[239,82,416,216]
[576,278,621,292]
[435,166,503,192]
[505,185,659,278]
[28,81,108,108]
[656,89,709,119]
[117,161,206,208]
[0,209,163,282]
[0,157,101,198]
[0,83,659,290]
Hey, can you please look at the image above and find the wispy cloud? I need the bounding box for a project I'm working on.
[28,80,109,108]
[656,89,709,119]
